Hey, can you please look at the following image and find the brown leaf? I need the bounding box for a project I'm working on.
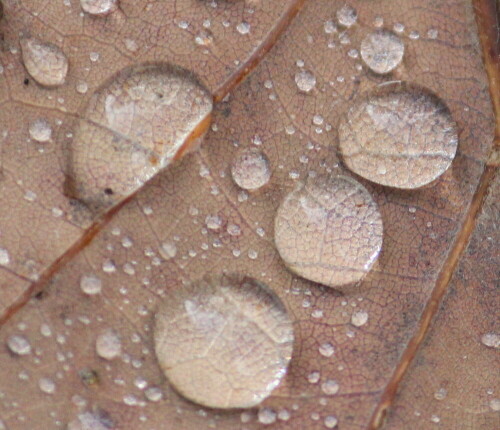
[0,0,497,429]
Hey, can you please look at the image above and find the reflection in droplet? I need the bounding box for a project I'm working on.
[7,335,31,356]
[80,0,118,16]
[339,83,458,189]
[20,37,68,87]
[29,119,52,142]
[69,64,212,208]
[154,274,294,409]
[274,174,383,288]
[360,30,404,74]
[231,148,271,191]
[295,70,316,93]
[95,329,122,360]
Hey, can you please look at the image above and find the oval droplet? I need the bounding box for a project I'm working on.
[360,30,404,74]
[80,274,102,295]
[336,5,357,27]
[69,64,212,208]
[80,0,118,15]
[153,274,294,409]
[339,83,458,189]
[95,329,122,360]
[295,70,316,93]
[274,174,383,288]
[231,148,271,191]
[6,335,31,356]
[20,37,68,87]
[29,119,52,142]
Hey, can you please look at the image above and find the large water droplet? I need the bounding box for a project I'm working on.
[231,148,271,191]
[69,64,212,207]
[339,83,458,189]
[360,30,404,74]
[95,329,122,360]
[20,37,68,87]
[153,274,294,409]
[274,174,383,288]
[80,0,118,16]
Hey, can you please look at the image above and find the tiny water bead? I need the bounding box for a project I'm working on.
[95,329,122,360]
[274,174,383,288]
[360,30,404,74]
[80,0,118,16]
[20,37,68,87]
[29,119,52,142]
[231,148,271,191]
[336,5,357,27]
[69,64,212,207]
[153,274,294,409]
[6,335,31,356]
[339,83,458,189]
[295,70,316,93]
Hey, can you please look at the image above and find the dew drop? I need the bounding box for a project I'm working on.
[351,310,368,327]
[360,30,404,74]
[307,371,320,384]
[38,377,56,394]
[80,0,118,15]
[481,332,500,349]
[153,274,294,409]
[321,379,339,395]
[145,387,163,402]
[434,387,447,400]
[0,248,10,266]
[295,70,316,93]
[7,335,31,356]
[490,398,500,411]
[95,329,122,360]
[80,274,102,295]
[336,5,357,27]
[67,411,113,430]
[339,83,458,189]
[69,64,212,207]
[29,119,52,142]
[231,148,271,191]
[319,342,335,357]
[274,174,383,288]
[324,415,338,428]
[236,22,251,35]
[159,241,177,260]
[20,37,68,87]
[195,30,214,46]
[258,408,277,425]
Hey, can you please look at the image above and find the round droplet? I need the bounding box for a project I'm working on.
[337,5,357,27]
[295,70,316,93]
[80,0,118,15]
[319,342,335,357]
[67,411,113,430]
[321,379,339,395]
[481,332,500,349]
[38,377,56,394]
[159,241,177,260]
[20,37,68,87]
[324,415,338,428]
[351,310,368,327]
[69,64,212,207]
[29,119,52,142]
[80,274,102,295]
[95,329,122,360]
[339,83,458,189]
[7,335,31,356]
[274,174,383,288]
[360,30,404,74]
[258,408,277,425]
[153,274,294,409]
[231,148,271,191]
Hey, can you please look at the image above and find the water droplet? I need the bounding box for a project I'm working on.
[258,408,277,425]
[434,388,447,400]
[489,398,500,411]
[319,342,335,357]
[7,335,31,355]
[80,274,102,295]
[360,30,404,74]
[339,83,458,189]
[145,387,163,402]
[274,174,383,288]
[38,377,56,394]
[96,329,122,360]
[337,5,357,27]
[80,0,118,15]
[231,148,271,191]
[321,379,339,395]
[430,414,440,424]
[307,371,320,384]
[29,119,52,142]
[153,274,294,408]
[67,411,113,430]
[159,241,177,260]
[195,30,214,46]
[324,415,338,428]
[69,64,212,207]
[0,248,10,266]
[20,37,68,87]
[236,22,251,35]
[295,70,316,93]
[481,332,500,349]
[351,310,368,327]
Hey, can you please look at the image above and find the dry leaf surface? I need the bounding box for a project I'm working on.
[0,0,497,429]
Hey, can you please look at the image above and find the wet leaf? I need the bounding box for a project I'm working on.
[0,0,497,429]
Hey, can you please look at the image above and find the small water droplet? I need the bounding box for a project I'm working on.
[258,408,277,425]
[481,332,500,349]
[145,387,163,402]
[339,83,458,189]
[7,335,31,355]
[274,174,383,288]
[80,274,102,295]
[321,379,339,395]
[67,411,113,430]
[430,414,440,424]
[295,70,316,93]
[195,30,214,46]
[80,0,118,15]
[351,310,368,327]
[319,342,335,357]
[29,119,52,142]
[96,329,122,360]
[0,248,10,266]
[307,371,320,384]
[153,274,294,408]
[489,398,500,411]
[231,148,271,191]
[69,64,212,207]
[360,30,404,74]
[38,377,56,394]
[434,388,447,400]
[324,415,338,428]
[236,22,251,35]
[336,5,357,27]
[20,37,68,87]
